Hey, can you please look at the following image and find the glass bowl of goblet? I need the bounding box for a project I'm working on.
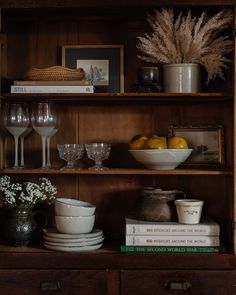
[85,142,111,170]
[57,144,84,170]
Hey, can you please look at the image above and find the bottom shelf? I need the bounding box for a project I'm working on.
[0,242,234,270]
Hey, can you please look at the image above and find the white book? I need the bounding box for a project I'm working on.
[125,235,220,247]
[13,80,92,86]
[11,85,94,93]
[125,217,220,236]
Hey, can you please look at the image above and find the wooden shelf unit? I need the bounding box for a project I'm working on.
[0,1,236,294]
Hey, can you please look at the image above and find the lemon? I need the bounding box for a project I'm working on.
[144,136,167,149]
[168,136,188,149]
[129,134,148,150]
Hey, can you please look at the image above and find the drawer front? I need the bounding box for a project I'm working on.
[0,270,118,295]
[121,270,236,295]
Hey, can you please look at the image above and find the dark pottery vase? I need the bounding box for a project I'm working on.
[3,207,37,247]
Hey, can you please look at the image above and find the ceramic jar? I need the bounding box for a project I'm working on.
[137,188,186,222]
[163,63,201,93]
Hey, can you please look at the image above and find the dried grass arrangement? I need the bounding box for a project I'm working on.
[137,9,233,84]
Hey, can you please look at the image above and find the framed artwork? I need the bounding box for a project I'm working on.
[169,125,225,167]
[62,45,124,93]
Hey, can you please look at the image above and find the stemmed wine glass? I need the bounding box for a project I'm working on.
[20,127,32,168]
[31,102,57,169]
[85,143,111,170]
[4,103,30,169]
[46,128,58,168]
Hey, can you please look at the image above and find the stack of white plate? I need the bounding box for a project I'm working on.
[43,228,104,252]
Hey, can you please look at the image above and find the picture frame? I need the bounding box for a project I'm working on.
[62,45,124,93]
[168,125,225,168]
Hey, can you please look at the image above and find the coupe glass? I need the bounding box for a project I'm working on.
[4,103,30,169]
[57,144,84,169]
[31,102,57,169]
[85,143,111,170]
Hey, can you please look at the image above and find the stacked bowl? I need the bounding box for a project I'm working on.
[43,198,104,252]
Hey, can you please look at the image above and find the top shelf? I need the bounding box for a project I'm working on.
[2,92,231,104]
[1,0,235,8]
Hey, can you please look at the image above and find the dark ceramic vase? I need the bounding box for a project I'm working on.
[3,207,37,247]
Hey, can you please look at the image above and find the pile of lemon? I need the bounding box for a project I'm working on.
[129,134,189,150]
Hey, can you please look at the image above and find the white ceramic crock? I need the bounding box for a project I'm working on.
[174,199,204,224]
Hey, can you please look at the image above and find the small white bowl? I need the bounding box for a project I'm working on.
[129,149,192,170]
[175,199,204,224]
[55,215,95,234]
[55,198,96,217]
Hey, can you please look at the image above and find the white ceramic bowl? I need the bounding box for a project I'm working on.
[55,215,95,234]
[175,199,204,224]
[129,149,192,170]
[55,198,96,217]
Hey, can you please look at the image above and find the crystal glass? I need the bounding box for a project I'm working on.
[57,144,84,170]
[31,102,57,169]
[85,143,111,170]
[4,103,30,169]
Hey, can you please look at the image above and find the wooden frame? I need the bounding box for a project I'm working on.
[62,45,124,93]
[169,125,225,168]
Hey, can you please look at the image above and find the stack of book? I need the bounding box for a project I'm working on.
[121,217,222,253]
[11,80,94,93]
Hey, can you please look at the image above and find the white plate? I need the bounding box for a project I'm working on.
[43,228,103,239]
[44,242,103,252]
[44,236,104,246]
[43,234,103,244]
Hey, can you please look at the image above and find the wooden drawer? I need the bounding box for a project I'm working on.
[0,269,119,295]
[121,270,236,295]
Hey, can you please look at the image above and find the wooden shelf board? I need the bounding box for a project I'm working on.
[0,168,232,175]
[0,243,233,270]
[2,92,231,103]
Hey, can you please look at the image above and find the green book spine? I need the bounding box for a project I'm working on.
[120,245,223,253]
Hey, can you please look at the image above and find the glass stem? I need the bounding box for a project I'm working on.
[41,136,46,168]
[14,135,19,168]
[46,136,51,167]
[20,136,24,167]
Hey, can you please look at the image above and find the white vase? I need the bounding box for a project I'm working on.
[163,63,201,93]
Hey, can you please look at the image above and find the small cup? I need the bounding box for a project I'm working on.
[175,199,204,224]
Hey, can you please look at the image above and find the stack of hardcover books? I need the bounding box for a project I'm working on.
[121,217,221,253]
[11,80,94,93]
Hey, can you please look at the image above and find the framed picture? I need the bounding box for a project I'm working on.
[62,45,124,93]
[169,125,225,167]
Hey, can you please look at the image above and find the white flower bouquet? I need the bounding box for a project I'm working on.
[0,175,57,208]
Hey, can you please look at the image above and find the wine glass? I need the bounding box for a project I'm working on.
[31,102,57,169]
[85,143,111,170]
[4,103,30,169]
[46,128,58,168]
[57,144,84,169]
[20,127,32,168]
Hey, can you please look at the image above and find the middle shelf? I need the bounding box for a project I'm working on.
[0,168,232,175]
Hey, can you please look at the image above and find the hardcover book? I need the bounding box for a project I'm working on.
[120,245,223,253]
[125,235,220,246]
[13,80,92,86]
[11,85,94,93]
[125,217,220,236]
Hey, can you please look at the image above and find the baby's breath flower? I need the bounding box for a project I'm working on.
[0,175,57,208]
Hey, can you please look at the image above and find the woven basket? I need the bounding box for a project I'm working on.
[26,66,85,81]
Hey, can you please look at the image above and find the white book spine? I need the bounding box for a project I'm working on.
[125,235,220,246]
[125,223,220,236]
[11,85,94,93]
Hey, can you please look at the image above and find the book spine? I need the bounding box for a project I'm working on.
[120,245,222,253]
[125,224,219,236]
[11,85,94,93]
[13,80,92,86]
[125,235,220,246]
